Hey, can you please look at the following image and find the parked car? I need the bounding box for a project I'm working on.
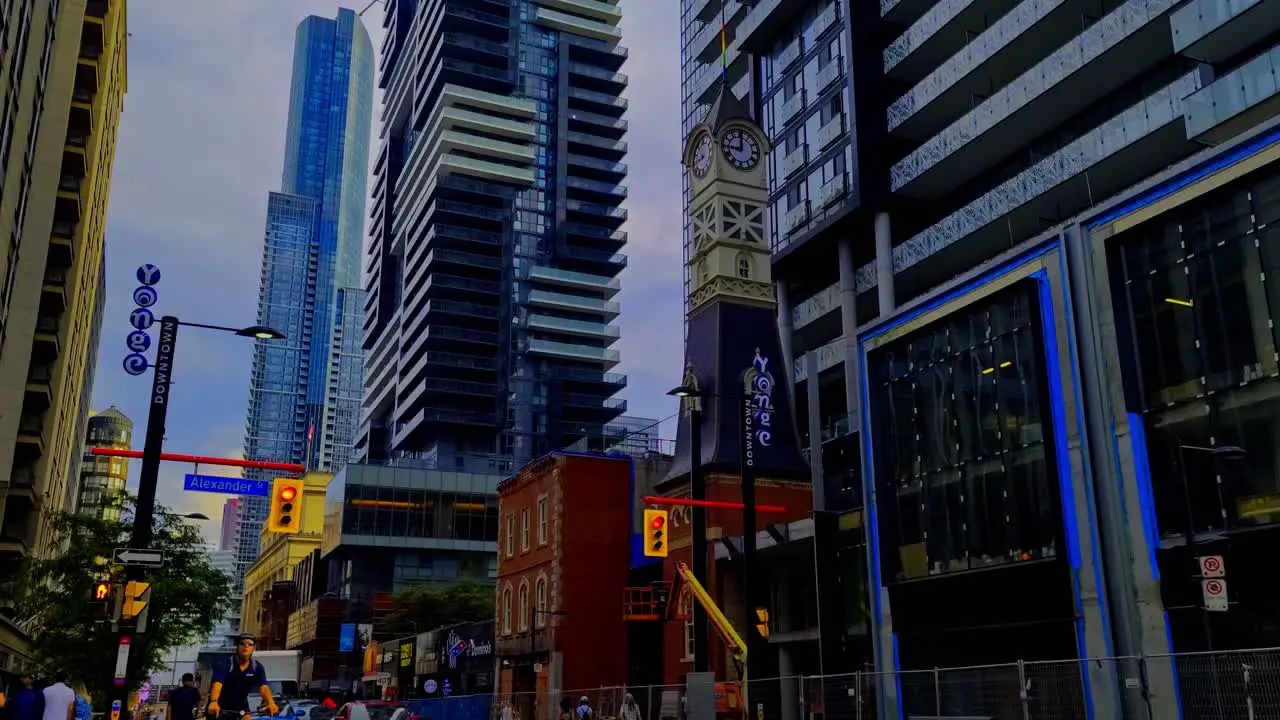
[335,702,402,720]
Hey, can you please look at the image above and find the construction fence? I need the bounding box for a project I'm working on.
[414,647,1280,720]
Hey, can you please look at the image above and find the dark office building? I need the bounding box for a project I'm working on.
[682,0,1280,715]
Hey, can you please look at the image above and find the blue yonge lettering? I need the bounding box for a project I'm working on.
[740,349,776,468]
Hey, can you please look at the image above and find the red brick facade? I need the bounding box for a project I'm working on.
[659,474,812,684]
[496,452,634,696]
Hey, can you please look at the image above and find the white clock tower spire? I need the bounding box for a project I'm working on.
[681,86,774,316]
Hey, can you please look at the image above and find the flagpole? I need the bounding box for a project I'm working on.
[720,0,727,82]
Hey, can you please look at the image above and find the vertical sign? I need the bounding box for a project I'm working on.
[339,623,356,652]
[123,264,161,376]
[114,636,131,686]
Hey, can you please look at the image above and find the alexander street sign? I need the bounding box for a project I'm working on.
[183,473,270,497]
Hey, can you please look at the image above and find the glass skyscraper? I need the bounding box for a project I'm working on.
[235,9,373,594]
[358,0,630,472]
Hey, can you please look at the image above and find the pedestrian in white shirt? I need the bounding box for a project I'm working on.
[41,680,75,720]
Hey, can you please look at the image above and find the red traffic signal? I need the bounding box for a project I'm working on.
[280,487,297,502]
[650,515,665,529]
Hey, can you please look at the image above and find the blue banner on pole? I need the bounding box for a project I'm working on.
[339,623,356,652]
[182,474,270,497]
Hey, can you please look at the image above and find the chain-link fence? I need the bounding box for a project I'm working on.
[421,647,1280,720]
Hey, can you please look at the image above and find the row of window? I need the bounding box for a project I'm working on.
[497,574,549,636]
[502,495,550,558]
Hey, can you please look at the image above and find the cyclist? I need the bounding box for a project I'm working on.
[207,634,279,719]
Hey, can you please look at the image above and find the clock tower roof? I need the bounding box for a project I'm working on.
[681,81,760,160]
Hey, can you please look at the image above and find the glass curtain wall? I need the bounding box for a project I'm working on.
[869,282,1060,582]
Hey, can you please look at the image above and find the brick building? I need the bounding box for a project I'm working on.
[495,452,633,714]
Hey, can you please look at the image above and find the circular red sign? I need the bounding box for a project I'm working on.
[1205,579,1225,595]
[1203,557,1221,572]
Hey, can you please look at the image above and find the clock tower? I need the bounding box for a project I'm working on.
[683,88,774,314]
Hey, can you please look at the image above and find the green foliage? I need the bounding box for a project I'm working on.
[16,493,232,699]
[382,580,495,636]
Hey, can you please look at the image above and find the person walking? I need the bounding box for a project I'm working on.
[40,677,74,720]
[70,683,92,720]
[10,674,45,720]
[574,697,593,720]
[618,694,641,720]
[166,675,201,720]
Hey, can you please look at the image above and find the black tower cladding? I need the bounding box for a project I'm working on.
[663,86,809,485]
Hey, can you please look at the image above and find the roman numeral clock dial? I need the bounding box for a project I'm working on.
[721,127,761,171]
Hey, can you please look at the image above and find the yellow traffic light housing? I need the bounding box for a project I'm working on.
[267,478,304,534]
[644,508,668,558]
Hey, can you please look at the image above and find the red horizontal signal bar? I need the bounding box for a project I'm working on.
[642,496,788,513]
[90,447,305,473]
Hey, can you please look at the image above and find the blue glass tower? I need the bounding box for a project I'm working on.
[235,9,373,592]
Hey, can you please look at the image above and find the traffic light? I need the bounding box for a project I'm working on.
[90,582,113,621]
[267,478,304,533]
[644,508,668,558]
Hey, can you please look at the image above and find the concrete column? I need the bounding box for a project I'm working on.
[837,237,860,427]
[776,281,796,389]
[1243,241,1278,377]
[806,352,825,511]
[778,647,800,720]
[875,212,895,316]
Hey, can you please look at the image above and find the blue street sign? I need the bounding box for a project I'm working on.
[125,330,151,353]
[122,353,148,376]
[136,264,161,286]
[183,474,270,497]
[339,624,356,652]
[129,308,154,330]
[132,285,158,307]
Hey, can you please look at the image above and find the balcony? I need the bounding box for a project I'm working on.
[783,202,810,236]
[422,299,500,321]
[1184,43,1280,145]
[528,289,620,317]
[891,0,1186,198]
[41,267,66,314]
[567,110,627,137]
[568,87,627,116]
[420,351,498,371]
[32,315,60,360]
[73,59,98,105]
[568,62,627,93]
[565,131,627,158]
[776,91,805,131]
[526,314,621,340]
[80,17,103,60]
[562,393,628,416]
[528,265,621,296]
[548,366,627,389]
[869,69,1209,308]
[565,199,626,226]
[54,190,81,228]
[422,247,503,272]
[535,6,622,45]
[1172,0,1280,65]
[560,245,627,271]
[782,145,807,178]
[818,174,847,208]
[564,223,626,246]
[816,116,844,150]
[884,0,1021,81]
[429,223,504,249]
[397,407,497,437]
[527,339,621,367]
[565,176,627,201]
[24,363,53,410]
[567,153,627,178]
[433,199,508,224]
[85,0,106,18]
[16,414,45,457]
[417,377,498,398]
[734,0,809,54]
[421,273,502,297]
[565,34,628,71]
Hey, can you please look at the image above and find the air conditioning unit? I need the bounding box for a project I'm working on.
[783,145,808,177]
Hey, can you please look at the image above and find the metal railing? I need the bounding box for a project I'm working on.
[435,648,1280,720]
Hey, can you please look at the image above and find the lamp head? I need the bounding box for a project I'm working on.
[236,325,286,340]
[667,385,700,399]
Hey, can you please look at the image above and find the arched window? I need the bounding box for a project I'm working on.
[737,256,751,279]
[501,586,513,634]
[535,576,548,626]
[518,582,531,631]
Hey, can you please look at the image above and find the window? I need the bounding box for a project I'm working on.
[520,508,530,552]
[537,496,549,545]
[518,582,530,631]
[737,256,751,279]
[535,576,548,626]
[501,586,512,634]
[505,514,514,558]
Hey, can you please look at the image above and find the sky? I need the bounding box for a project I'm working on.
[90,0,686,543]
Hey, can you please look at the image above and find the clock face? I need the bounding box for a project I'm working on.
[691,133,713,179]
[721,127,761,171]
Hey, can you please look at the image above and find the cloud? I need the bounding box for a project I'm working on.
[94,0,686,537]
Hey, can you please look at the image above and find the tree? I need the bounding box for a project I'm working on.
[16,493,233,700]
[381,580,495,636]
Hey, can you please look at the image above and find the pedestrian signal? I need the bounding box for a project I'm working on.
[94,582,111,600]
[644,508,668,558]
[267,478,304,533]
[90,582,113,621]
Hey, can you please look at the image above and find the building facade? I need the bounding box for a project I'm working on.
[0,0,127,667]
[237,8,373,594]
[674,0,1280,716]
[495,452,633,713]
[76,406,130,519]
[357,0,630,473]
[240,471,331,640]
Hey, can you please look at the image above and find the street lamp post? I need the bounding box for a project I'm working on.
[667,386,708,674]
[115,315,284,708]
[1176,442,1247,651]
